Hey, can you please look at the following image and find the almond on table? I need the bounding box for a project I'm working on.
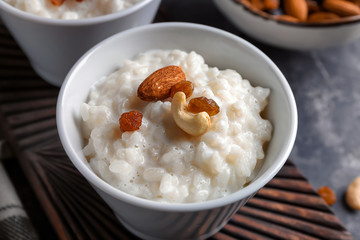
[346,176,360,210]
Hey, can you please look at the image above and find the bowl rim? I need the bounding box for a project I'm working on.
[0,0,156,26]
[57,22,298,212]
[223,0,360,27]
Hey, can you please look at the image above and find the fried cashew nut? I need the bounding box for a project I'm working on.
[171,92,210,136]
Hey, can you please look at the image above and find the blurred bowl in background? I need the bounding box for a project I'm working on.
[214,0,360,50]
[0,0,161,87]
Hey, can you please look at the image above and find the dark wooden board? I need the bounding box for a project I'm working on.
[0,18,353,240]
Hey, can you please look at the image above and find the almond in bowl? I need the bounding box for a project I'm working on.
[237,0,360,23]
[214,0,360,49]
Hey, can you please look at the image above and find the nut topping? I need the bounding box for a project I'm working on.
[137,66,219,136]
[137,66,186,101]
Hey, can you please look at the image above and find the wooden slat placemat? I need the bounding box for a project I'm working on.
[0,20,353,240]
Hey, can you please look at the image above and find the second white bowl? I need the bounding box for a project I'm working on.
[0,0,161,87]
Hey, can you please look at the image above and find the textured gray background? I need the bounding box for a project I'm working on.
[161,0,360,238]
[3,1,360,239]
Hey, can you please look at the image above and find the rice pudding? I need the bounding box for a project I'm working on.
[81,49,272,203]
[3,0,144,19]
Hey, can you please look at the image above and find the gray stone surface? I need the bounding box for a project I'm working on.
[163,0,360,238]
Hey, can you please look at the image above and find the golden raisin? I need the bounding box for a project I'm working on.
[170,81,194,99]
[119,110,143,132]
[318,186,336,206]
[188,97,220,116]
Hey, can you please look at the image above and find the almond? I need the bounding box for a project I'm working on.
[353,0,360,7]
[250,0,265,10]
[264,0,280,10]
[274,14,301,22]
[137,66,186,101]
[323,0,360,16]
[308,11,340,22]
[238,0,252,8]
[284,0,308,21]
[307,0,321,12]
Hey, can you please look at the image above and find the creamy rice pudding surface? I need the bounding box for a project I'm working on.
[81,49,272,203]
[3,0,143,19]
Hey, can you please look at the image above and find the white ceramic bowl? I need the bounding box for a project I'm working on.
[214,0,360,50]
[57,22,298,240]
[0,0,161,87]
